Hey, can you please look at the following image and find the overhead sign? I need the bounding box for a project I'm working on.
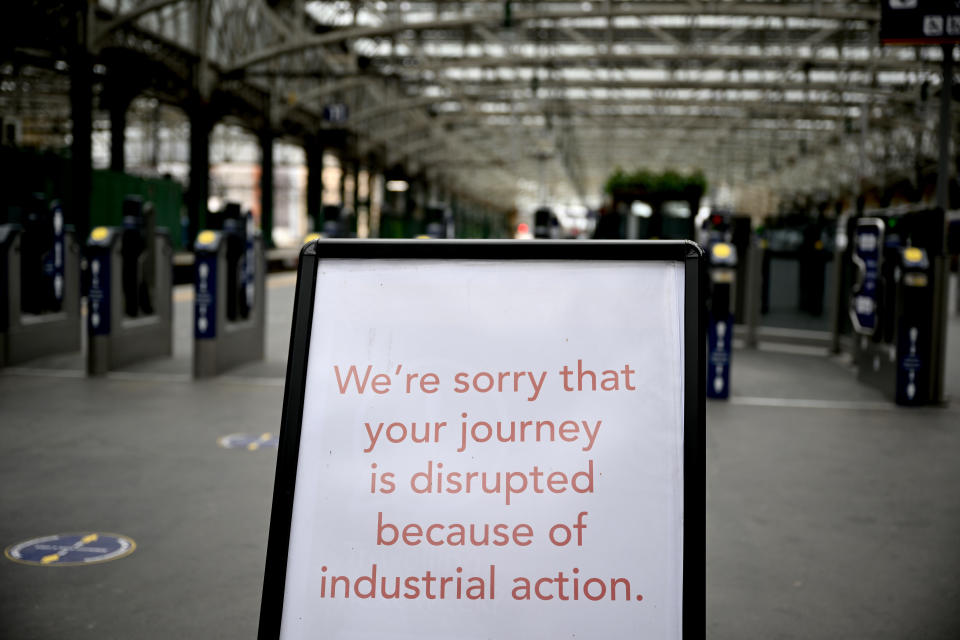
[5,533,136,566]
[881,0,960,45]
[258,240,705,640]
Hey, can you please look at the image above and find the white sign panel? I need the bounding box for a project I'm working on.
[259,242,704,640]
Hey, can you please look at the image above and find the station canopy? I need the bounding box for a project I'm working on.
[3,1,954,211]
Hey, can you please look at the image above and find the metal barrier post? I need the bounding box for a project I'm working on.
[829,247,844,354]
[743,238,763,349]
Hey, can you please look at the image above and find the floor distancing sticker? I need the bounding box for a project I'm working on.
[5,533,136,566]
[218,432,279,451]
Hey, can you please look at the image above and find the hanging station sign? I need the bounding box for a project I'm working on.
[881,0,960,45]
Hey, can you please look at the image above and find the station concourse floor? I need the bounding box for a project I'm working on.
[2,273,960,639]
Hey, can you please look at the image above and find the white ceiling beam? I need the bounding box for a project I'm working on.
[227,3,878,72]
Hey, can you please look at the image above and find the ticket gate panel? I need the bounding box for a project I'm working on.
[850,218,896,395]
[193,228,265,378]
[1,223,81,366]
[86,227,172,375]
[850,214,939,405]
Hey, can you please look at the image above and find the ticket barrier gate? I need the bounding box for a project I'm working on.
[321,204,346,238]
[424,205,454,239]
[193,210,264,377]
[850,217,936,405]
[1,197,80,366]
[86,196,172,375]
[707,242,737,399]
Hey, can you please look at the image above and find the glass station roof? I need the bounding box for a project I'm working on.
[3,1,952,210]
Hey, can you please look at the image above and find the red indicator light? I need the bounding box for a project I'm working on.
[517,223,530,234]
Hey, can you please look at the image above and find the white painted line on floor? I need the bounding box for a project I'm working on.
[731,396,898,411]
[755,343,831,357]
[1,367,285,388]
[218,375,285,387]
[104,371,192,383]
[1,367,86,379]
[173,272,297,302]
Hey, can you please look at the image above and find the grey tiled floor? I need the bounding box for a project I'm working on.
[1,272,959,639]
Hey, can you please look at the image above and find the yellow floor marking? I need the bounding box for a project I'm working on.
[244,433,273,451]
[38,533,99,564]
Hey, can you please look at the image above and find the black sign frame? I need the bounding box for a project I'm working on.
[257,239,706,639]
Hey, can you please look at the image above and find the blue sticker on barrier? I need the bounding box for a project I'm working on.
[5,533,135,566]
[51,204,65,305]
[218,432,279,451]
[87,251,111,335]
[195,253,217,339]
[896,324,926,405]
[707,312,734,399]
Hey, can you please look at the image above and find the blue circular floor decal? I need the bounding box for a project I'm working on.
[218,432,279,451]
[5,533,136,567]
